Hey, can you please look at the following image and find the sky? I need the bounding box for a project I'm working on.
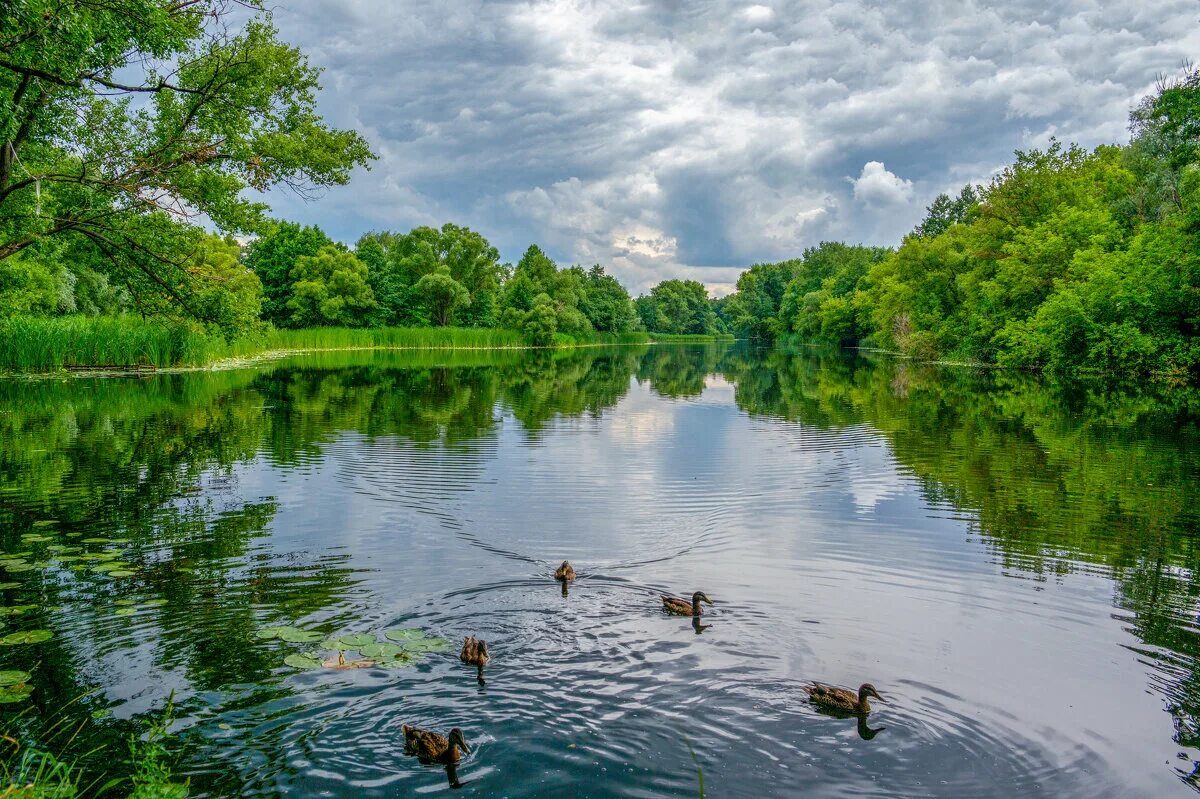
[261,0,1200,296]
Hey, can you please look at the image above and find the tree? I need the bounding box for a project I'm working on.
[287,246,375,327]
[0,1,374,319]
[913,185,982,238]
[358,224,502,327]
[412,265,470,326]
[637,280,718,334]
[245,222,333,326]
[186,236,265,340]
[579,265,637,332]
[523,293,558,345]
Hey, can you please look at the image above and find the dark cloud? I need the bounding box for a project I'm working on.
[261,0,1200,293]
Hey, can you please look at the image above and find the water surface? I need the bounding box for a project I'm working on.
[2,344,1199,797]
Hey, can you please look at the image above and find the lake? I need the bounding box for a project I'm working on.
[2,343,1199,797]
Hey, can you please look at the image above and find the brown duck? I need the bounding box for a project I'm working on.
[805,682,884,714]
[402,725,471,764]
[554,561,576,581]
[460,636,489,667]
[661,591,714,616]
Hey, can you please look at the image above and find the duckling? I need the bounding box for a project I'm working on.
[554,561,576,581]
[402,725,471,764]
[805,682,884,714]
[661,591,714,616]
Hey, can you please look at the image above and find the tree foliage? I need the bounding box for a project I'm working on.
[287,246,375,327]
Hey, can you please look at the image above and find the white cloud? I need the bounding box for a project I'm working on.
[261,0,1200,294]
[852,161,915,207]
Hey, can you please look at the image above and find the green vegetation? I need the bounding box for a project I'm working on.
[716,67,1200,382]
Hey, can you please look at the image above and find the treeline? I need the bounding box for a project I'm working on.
[718,68,1200,381]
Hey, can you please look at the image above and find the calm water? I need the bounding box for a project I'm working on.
[3,344,1200,797]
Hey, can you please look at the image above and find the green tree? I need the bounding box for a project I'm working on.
[636,280,717,334]
[0,1,373,318]
[913,185,982,238]
[412,265,470,326]
[578,265,637,332]
[245,222,334,326]
[523,293,558,345]
[287,246,375,327]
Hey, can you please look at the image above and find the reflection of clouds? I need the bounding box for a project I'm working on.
[844,443,906,513]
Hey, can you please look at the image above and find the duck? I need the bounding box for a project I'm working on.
[554,561,576,581]
[805,682,884,714]
[661,590,714,616]
[460,636,489,667]
[402,725,471,764]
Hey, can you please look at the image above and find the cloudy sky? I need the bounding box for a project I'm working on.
[262,0,1200,295]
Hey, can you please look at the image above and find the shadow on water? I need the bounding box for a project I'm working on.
[0,343,1199,796]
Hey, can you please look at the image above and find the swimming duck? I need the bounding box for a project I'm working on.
[805,682,884,714]
[662,591,714,616]
[460,636,489,667]
[554,561,576,581]
[402,725,471,764]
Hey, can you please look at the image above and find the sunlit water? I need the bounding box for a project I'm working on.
[2,344,1200,797]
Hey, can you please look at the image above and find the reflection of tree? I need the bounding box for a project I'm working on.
[636,342,730,398]
[725,347,1200,784]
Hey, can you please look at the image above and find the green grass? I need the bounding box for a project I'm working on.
[647,332,734,342]
[0,316,256,372]
[0,317,659,373]
[265,325,526,352]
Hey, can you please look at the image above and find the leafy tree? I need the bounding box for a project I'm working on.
[0,1,373,319]
[287,246,375,327]
[636,279,718,335]
[523,293,558,345]
[913,185,982,238]
[578,265,637,332]
[245,222,333,326]
[363,225,502,327]
[723,263,796,339]
[0,252,58,315]
[412,265,470,326]
[187,236,265,340]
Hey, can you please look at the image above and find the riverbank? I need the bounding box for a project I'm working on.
[0,316,736,374]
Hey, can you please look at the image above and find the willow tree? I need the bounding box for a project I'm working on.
[0,1,373,322]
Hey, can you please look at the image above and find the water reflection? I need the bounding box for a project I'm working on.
[0,344,1197,796]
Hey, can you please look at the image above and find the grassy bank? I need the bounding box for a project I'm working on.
[0,317,659,373]
[646,332,734,342]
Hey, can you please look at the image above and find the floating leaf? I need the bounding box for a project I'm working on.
[217,723,232,731]
[0,684,33,703]
[283,654,322,670]
[278,628,322,643]
[0,630,52,645]
[383,628,425,642]
[4,564,34,573]
[0,583,18,590]
[359,642,406,659]
[81,537,113,544]
[336,633,376,649]
[376,653,418,669]
[0,606,35,616]
[91,709,112,720]
[0,670,30,686]
[31,521,55,528]
[144,599,167,607]
[320,638,351,651]
[114,599,137,607]
[108,570,136,578]
[90,562,124,573]
[114,607,136,616]
[255,627,288,640]
[20,534,52,543]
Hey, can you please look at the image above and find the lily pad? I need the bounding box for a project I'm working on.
[82,537,116,544]
[4,564,35,573]
[114,599,137,607]
[144,599,168,607]
[383,628,425,642]
[0,606,35,616]
[376,653,418,669]
[0,670,31,686]
[278,627,322,643]
[92,708,113,720]
[107,570,136,578]
[255,626,289,640]
[0,684,33,703]
[0,630,52,645]
[283,654,322,670]
[336,633,376,649]
[90,562,124,573]
[0,583,18,590]
[320,637,351,651]
[359,642,406,659]
[20,534,52,543]
[114,607,136,616]
[31,520,56,528]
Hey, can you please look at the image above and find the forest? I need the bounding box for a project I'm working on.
[1,2,1197,380]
